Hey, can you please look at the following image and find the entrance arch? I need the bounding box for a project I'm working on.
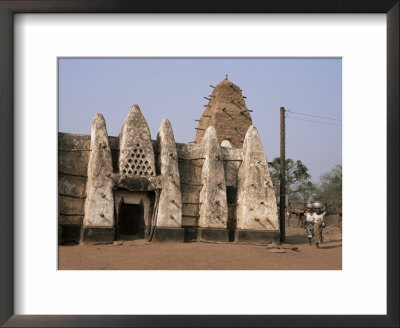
[114,190,155,240]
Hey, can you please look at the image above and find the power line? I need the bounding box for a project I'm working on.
[286,115,341,126]
[286,115,342,127]
[286,109,342,122]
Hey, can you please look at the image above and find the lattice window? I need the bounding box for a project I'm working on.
[121,143,154,176]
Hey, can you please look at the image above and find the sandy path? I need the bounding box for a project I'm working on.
[58,227,342,270]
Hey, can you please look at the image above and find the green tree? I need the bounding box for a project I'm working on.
[290,180,318,203]
[269,158,311,204]
[315,164,342,214]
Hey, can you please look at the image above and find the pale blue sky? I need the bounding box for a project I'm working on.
[58,58,342,182]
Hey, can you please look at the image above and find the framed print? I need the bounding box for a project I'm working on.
[0,1,398,327]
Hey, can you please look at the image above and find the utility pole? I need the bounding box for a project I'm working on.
[280,107,286,242]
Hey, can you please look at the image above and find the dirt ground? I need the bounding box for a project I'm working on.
[58,226,342,270]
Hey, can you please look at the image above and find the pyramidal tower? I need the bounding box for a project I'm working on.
[195,75,253,147]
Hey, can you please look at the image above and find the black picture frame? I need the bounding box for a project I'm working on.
[0,1,398,327]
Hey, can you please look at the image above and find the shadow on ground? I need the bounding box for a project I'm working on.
[319,244,342,249]
[286,234,309,244]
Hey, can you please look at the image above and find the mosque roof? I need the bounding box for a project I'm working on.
[194,76,253,148]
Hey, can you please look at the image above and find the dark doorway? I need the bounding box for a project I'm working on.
[117,203,143,240]
[227,186,237,204]
[227,186,237,242]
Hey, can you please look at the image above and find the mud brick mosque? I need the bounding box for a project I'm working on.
[58,76,280,244]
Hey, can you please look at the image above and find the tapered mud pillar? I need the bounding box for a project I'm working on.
[119,105,156,178]
[198,126,229,242]
[117,105,157,238]
[81,114,115,243]
[235,125,280,244]
[153,119,184,242]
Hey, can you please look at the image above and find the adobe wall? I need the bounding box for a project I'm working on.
[58,133,116,241]
[58,132,243,241]
[58,133,89,228]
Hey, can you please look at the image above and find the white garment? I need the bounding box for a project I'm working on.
[305,212,314,222]
[313,211,326,223]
